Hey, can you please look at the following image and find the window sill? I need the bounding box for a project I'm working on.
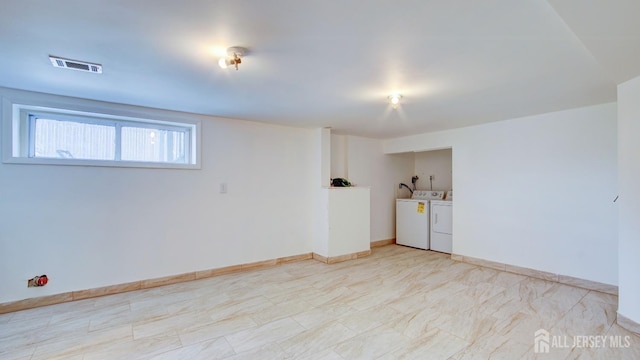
[2,156,201,170]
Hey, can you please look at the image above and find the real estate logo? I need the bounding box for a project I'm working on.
[534,328,550,353]
[534,328,632,353]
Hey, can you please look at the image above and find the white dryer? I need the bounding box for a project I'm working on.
[396,190,445,250]
[430,191,453,253]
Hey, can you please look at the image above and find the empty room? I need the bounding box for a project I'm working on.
[1,1,639,359]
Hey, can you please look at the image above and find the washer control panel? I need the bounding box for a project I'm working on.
[412,190,445,200]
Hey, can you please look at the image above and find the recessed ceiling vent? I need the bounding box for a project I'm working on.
[49,56,102,74]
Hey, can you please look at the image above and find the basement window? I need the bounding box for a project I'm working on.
[4,104,200,169]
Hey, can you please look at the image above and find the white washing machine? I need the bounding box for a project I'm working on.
[430,191,453,253]
[396,190,445,250]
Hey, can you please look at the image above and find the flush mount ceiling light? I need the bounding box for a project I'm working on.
[388,94,402,109]
[218,46,247,71]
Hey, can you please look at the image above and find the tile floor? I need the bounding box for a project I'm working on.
[1,245,638,359]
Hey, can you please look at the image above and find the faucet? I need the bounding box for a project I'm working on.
[399,183,413,195]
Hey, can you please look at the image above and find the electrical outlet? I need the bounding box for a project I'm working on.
[28,275,48,287]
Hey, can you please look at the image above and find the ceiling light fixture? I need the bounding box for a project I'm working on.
[218,46,247,71]
[388,94,402,109]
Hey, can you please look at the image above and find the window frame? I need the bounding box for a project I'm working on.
[3,101,201,169]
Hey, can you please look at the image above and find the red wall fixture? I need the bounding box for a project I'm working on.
[27,275,48,287]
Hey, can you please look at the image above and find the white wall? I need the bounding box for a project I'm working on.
[335,135,414,242]
[326,188,370,257]
[330,134,348,179]
[0,88,316,303]
[384,103,618,285]
[414,149,452,191]
[617,76,640,324]
[312,128,330,256]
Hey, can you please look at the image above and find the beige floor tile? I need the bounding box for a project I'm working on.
[153,336,236,360]
[277,320,356,357]
[251,297,315,326]
[598,323,640,359]
[0,346,35,360]
[1,311,91,358]
[132,308,219,340]
[378,327,469,360]
[162,293,229,316]
[87,302,133,331]
[492,311,554,346]
[581,290,618,306]
[224,317,306,354]
[523,345,573,360]
[83,332,182,360]
[332,324,411,359]
[298,348,345,360]
[0,245,630,359]
[433,306,501,342]
[178,314,258,346]
[223,343,291,360]
[477,277,561,321]
[539,282,589,305]
[385,280,466,315]
[0,312,14,324]
[207,295,276,322]
[551,297,617,338]
[450,332,532,360]
[291,307,336,330]
[337,308,386,334]
[387,306,446,339]
[30,324,132,360]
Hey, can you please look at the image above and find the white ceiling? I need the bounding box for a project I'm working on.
[1,0,638,139]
